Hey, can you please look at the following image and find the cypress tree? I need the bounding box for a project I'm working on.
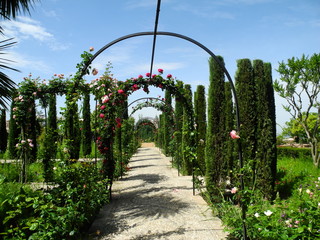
[235,58,257,185]
[224,82,236,180]
[205,56,226,198]
[163,90,173,156]
[181,84,194,175]
[82,91,92,156]
[42,94,58,182]
[0,109,8,152]
[254,60,277,199]
[7,99,19,159]
[174,81,184,171]
[29,98,37,162]
[48,94,58,143]
[194,85,206,174]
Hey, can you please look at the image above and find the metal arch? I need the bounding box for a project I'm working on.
[125,97,175,117]
[80,31,241,131]
[81,32,245,232]
[81,30,243,175]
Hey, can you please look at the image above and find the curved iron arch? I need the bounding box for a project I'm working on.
[80,31,240,133]
[81,31,244,206]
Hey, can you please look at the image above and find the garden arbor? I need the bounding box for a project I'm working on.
[79,31,243,190]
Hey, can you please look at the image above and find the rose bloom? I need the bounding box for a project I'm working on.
[146,73,151,77]
[231,187,238,194]
[167,74,172,79]
[230,130,240,139]
[29,143,34,148]
[118,89,124,94]
[158,68,163,74]
[89,47,94,52]
[99,113,105,119]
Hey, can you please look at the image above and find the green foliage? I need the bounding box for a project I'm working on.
[254,59,277,199]
[82,91,92,157]
[281,113,320,143]
[277,146,314,159]
[235,58,257,164]
[194,85,206,174]
[7,99,19,159]
[205,56,227,197]
[0,162,109,239]
[274,53,320,167]
[181,84,195,175]
[0,109,7,152]
[163,90,174,156]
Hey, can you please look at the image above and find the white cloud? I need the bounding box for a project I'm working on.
[4,51,53,75]
[1,16,68,50]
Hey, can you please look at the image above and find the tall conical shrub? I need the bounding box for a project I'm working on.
[82,91,92,156]
[163,90,173,156]
[174,81,184,171]
[181,84,194,175]
[0,109,8,152]
[205,56,226,198]
[7,99,19,159]
[224,82,236,180]
[194,85,206,174]
[254,60,277,199]
[235,58,257,185]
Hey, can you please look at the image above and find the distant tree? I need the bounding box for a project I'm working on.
[0,108,7,152]
[274,53,320,167]
[82,91,92,156]
[282,113,320,143]
[194,85,206,174]
[205,56,226,198]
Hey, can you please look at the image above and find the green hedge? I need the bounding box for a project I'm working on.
[277,146,313,160]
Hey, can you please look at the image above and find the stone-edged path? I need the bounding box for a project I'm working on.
[85,144,227,240]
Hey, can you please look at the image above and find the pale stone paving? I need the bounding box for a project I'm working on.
[85,143,227,240]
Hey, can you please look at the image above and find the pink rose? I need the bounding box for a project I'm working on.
[100,105,106,110]
[138,75,143,78]
[167,74,172,79]
[29,143,34,148]
[152,74,156,78]
[231,187,238,194]
[230,130,240,139]
[99,113,105,118]
[158,68,163,74]
[146,73,151,77]
[118,89,124,94]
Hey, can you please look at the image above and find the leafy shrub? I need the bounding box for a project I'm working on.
[277,147,313,160]
[0,161,109,239]
[218,177,320,239]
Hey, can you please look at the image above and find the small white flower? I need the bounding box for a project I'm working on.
[264,210,273,216]
[306,189,311,194]
[254,213,260,218]
[231,187,238,194]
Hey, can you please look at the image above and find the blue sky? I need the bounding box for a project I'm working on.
[1,0,319,132]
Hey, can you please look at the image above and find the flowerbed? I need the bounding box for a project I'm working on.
[0,161,109,239]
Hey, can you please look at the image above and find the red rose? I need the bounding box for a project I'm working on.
[118,89,124,94]
[167,74,172,79]
[146,73,151,77]
[158,68,163,74]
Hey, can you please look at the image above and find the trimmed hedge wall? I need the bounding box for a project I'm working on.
[277,146,314,160]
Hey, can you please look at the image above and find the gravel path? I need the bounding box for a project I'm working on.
[85,145,228,240]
